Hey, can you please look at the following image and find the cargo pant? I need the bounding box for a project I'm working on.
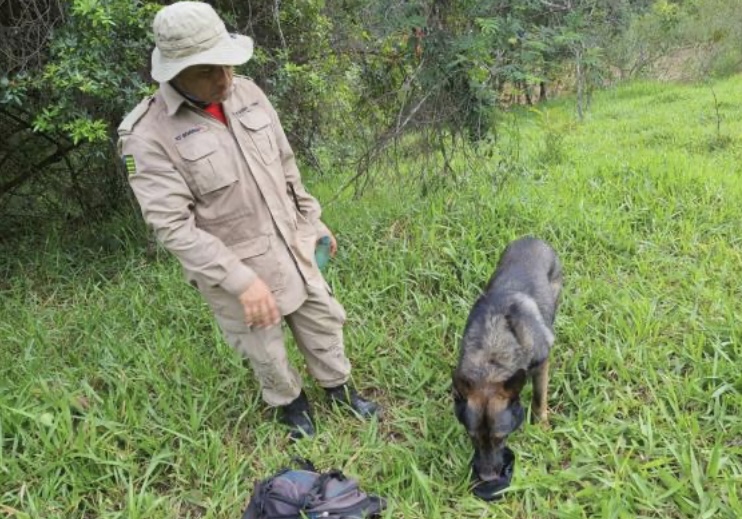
[197,276,352,407]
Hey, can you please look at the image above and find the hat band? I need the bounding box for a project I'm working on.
[158,25,225,59]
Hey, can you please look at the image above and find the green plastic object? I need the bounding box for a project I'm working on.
[315,235,332,271]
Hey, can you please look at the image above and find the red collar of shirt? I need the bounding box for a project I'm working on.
[204,103,227,125]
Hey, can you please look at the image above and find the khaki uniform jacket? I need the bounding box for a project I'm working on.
[118,77,329,315]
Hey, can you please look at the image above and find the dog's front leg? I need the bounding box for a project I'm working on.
[531,358,549,424]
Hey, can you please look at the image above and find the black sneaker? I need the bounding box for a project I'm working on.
[278,391,315,440]
[325,384,380,419]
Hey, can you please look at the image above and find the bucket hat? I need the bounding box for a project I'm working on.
[151,1,253,83]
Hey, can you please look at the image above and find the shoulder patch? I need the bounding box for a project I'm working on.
[122,155,138,176]
[118,96,155,134]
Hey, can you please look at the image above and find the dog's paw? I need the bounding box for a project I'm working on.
[530,408,549,427]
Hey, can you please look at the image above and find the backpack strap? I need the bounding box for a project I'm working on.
[242,480,270,519]
[311,469,346,500]
[289,456,317,472]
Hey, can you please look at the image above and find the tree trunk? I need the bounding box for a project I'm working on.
[575,46,584,121]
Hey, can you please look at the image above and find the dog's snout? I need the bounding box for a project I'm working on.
[472,446,507,481]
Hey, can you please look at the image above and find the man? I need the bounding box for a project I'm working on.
[118,1,379,439]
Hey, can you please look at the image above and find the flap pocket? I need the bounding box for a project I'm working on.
[239,109,271,130]
[238,109,279,164]
[231,236,270,259]
[176,132,236,194]
[176,131,217,160]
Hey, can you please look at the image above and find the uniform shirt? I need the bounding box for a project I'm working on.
[118,76,330,315]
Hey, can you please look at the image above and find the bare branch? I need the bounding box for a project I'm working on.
[0,142,80,196]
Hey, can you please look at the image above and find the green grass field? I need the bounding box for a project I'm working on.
[2,76,741,518]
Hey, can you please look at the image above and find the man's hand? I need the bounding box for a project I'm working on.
[325,229,338,256]
[239,278,280,328]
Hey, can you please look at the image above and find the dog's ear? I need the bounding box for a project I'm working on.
[452,370,470,398]
[506,300,554,365]
[451,373,469,424]
[504,304,518,335]
[503,368,527,395]
[529,318,554,365]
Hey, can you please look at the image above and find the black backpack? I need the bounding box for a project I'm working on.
[242,459,386,519]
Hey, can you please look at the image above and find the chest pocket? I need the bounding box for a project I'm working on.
[238,108,280,164]
[176,131,236,195]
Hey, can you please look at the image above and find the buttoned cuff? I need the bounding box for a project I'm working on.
[219,262,258,297]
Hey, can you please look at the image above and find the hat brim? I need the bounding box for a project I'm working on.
[151,34,254,83]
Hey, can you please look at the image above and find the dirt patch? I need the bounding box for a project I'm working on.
[650,45,715,82]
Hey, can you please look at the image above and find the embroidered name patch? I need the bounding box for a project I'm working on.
[233,102,259,117]
[174,125,207,141]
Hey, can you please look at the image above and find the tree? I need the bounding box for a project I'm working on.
[0,0,159,239]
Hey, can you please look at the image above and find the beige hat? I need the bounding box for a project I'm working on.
[151,1,253,83]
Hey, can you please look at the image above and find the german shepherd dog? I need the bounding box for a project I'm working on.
[453,237,562,483]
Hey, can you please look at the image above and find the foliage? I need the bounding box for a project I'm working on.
[322,0,652,192]
[2,75,742,518]
[216,0,356,163]
[0,0,159,239]
[604,0,742,80]
[27,0,158,142]
[677,0,742,77]
[1,0,742,237]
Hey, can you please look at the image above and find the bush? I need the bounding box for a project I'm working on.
[0,0,159,240]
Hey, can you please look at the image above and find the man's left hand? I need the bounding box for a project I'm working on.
[326,229,337,256]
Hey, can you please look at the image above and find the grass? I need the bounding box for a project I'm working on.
[2,75,742,518]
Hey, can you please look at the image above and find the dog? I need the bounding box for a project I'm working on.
[453,237,562,482]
